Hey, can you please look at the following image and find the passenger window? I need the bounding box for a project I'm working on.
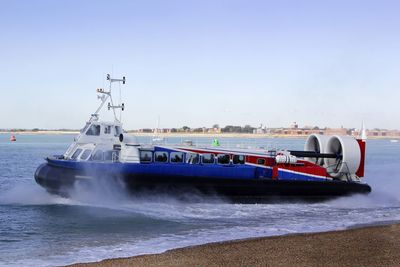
[217,154,230,164]
[155,151,168,163]
[86,124,100,136]
[186,153,199,164]
[104,126,111,134]
[202,154,215,164]
[233,155,245,164]
[71,149,82,160]
[170,152,184,163]
[140,151,153,163]
[257,158,266,165]
[92,150,103,161]
[80,149,92,160]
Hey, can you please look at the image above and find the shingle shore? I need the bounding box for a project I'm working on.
[70,223,400,267]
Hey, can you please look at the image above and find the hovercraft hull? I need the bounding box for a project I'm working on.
[35,161,371,202]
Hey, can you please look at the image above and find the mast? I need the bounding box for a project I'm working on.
[92,74,126,123]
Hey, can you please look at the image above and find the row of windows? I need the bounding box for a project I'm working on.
[140,151,248,165]
[71,149,119,161]
[71,148,266,166]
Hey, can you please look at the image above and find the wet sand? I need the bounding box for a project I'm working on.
[71,223,400,267]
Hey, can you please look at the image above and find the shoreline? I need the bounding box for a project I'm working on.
[0,131,399,139]
[70,222,400,267]
[0,131,78,135]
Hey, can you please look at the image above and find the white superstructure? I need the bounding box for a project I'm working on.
[63,74,135,162]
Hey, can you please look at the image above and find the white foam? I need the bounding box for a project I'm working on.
[0,184,72,206]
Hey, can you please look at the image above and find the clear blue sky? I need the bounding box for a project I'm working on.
[1,0,399,130]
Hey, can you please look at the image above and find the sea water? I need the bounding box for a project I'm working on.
[0,134,399,266]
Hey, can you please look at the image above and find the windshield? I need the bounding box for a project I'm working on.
[86,124,100,136]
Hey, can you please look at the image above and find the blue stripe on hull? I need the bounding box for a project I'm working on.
[47,159,325,181]
[123,163,257,179]
[48,159,265,180]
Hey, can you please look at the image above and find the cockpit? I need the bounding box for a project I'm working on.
[64,121,125,160]
[80,122,122,137]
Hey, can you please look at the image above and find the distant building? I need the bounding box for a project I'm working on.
[291,122,299,129]
[324,127,348,135]
[351,129,400,138]
[253,124,267,134]
[208,127,221,133]
[138,128,153,133]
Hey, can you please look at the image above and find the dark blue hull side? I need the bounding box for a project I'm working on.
[34,160,371,202]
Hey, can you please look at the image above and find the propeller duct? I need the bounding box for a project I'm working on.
[324,135,361,178]
[304,134,330,165]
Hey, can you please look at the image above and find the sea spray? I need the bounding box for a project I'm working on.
[0,183,72,206]
[65,171,232,221]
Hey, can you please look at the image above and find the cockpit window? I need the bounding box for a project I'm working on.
[91,150,103,161]
[80,149,92,160]
[104,126,111,134]
[86,124,100,136]
[71,149,82,160]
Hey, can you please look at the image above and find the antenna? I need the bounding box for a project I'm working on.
[92,73,126,122]
[107,74,126,84]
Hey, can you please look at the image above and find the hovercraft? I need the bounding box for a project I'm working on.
[34,74,371,202]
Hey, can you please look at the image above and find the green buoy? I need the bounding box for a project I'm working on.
[212,139,220,147]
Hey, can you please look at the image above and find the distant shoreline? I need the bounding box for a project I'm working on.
[70,222,400,267]
[0,130,79,135]
[0,131,399,139]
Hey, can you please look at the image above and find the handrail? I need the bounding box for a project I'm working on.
[112,151,119,163]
